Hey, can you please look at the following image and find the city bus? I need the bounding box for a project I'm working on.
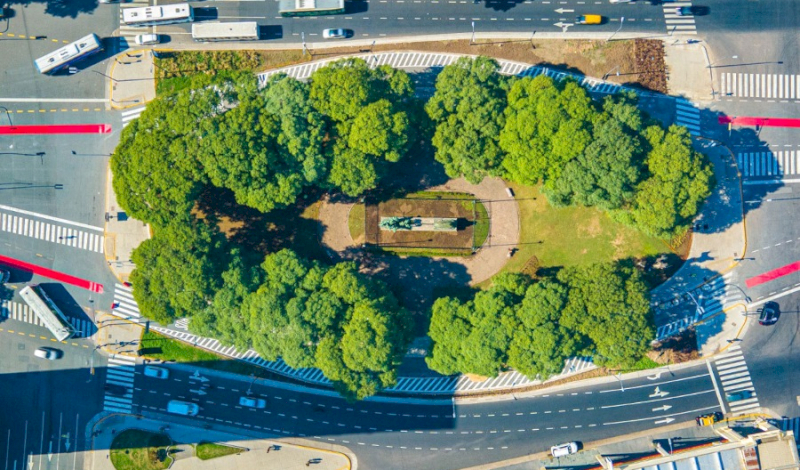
[192,22,259,42]
[122,3,193,27]
[18,285,75,342]
[279,0,345,17]
[34,34,104,74]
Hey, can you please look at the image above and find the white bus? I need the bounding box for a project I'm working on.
[18,285,75,342]
[34,34,103,74]
[192,22,260,42]
[122,3,193,27]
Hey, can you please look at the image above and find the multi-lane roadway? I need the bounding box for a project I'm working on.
[1,0,799,469]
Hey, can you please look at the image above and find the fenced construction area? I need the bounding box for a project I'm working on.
[364,192,490,255]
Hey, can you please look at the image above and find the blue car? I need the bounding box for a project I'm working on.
[726,390,753,402]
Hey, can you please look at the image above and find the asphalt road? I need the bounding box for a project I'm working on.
[126,361,724,470]
[0,319,105,470]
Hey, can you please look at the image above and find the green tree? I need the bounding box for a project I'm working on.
[507,280,577,379]
[545,119,644,210]
[348,99,410,163]
[426,56,508,183]
[129,217,225,325]
[557,263,653,368]
[628,125,714,238]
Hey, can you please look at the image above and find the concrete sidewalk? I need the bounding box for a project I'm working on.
[87,414,352,470]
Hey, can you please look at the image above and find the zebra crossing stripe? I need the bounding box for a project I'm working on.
[0,213,104,253]
[721,73,800,100]
[736,151,798,178]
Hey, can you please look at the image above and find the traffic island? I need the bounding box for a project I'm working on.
[109,429,173,470]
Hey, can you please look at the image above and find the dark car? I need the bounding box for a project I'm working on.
[726,390,754,402]
[104,383,131,396]
[759,302,780,325]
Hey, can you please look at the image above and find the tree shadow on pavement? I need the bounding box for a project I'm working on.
[5,0,99,19]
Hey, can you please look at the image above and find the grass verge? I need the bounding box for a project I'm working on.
[138,330,267,378]
[473,201,489,249]
[348,203,365,244]
[500,182,674,275]
[196,442,242,460]
[110,430,173,470]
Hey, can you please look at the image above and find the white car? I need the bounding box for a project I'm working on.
[239,396,267,408]
[608,0,633,3]
[143,366,169,379]
[551,441,579,457]
[34,347,61,360]
[322,28,347,39]
[134,34,160,46]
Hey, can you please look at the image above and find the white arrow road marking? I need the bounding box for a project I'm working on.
[647,371,663,380]
[601,389,713,409]
[604,405,718,426]
[652,405,673,412]
[553,22,573,32]
[554,8,574,13]
[189,389,207,396]
[655,417,676,424]
[649,386,669,398]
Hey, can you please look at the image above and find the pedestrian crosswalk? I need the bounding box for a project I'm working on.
[737,151,799,178]
[721,73,800,100]
[103,354,136,413]
[121,106,146,128]
[655,273,744,341]
[117,0,151,48]
[780,417,800,446]
[714,345,759,414]
[663,3,697,35]
[675,98,701,136]
[173,318,189,330]
[0,210,104,253]
[151,325,596,394]
[110,283,142,323]
[0,300,96,338]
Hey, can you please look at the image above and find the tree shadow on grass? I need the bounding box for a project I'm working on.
[194,185,329,264]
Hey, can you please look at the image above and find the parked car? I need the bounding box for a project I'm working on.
[104,383,130,396]
[34,347,62,360]
[696,411,723,426]
[322,28,348,39]
[135,34,160,46]
[551,442,579,457]
[726,390,753,402]
[239,396,267,408]
[575,15,603,25]
[143,366,169,379]
[758,302,780,325]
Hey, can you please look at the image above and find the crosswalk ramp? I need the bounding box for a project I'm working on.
[121,106,146,128]
[110,283,142,323]
[721,73,800,100]
[103,354,136,413]
[0,300,96,338]
[0,210,104,253]
[663,3,697,35]
[675,98,701,136]
[737,151,799,178]
[714,345,759,414]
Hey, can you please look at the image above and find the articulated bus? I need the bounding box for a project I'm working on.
[34,34,103,74]
[192,22,259,42]
[279,0,345,17]
[122,3,193,27]
[18,285,75,342]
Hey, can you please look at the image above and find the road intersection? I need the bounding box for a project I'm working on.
[1,1,799,469]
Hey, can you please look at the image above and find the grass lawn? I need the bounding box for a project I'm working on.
[110,430,173,470]
[473,201,489,249]
[138,331,267,378]
[501,183,673,275]
[196,442,243,460]
[348,203,365,244]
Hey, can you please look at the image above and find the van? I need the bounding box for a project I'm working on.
[143,366,169,379]
[551,442,579,457]
[167,400,199,416]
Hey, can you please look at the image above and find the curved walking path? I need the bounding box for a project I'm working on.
[318,176,520,287]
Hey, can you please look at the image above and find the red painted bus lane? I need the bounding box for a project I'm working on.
[746,260,800,288]
[0,254,104,293]
[718,116,800,129]
[0,124,111,135]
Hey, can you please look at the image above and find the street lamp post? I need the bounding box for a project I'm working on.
[92,70,117,83]
[608,16,625,42]
[471,21,475,45]
[602,65,620,80]
[0,106,11,125]
[302,32,308,57]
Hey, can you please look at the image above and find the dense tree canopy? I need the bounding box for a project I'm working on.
[426,56,509,184]
[427,265,653,379]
